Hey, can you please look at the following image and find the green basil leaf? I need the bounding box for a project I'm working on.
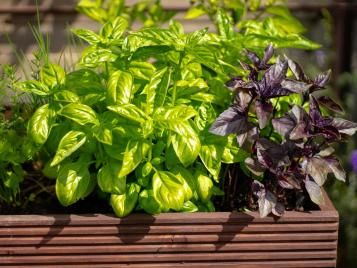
[135,162,153,179]
[65,69,103,95]
[222,136,249,163]
[128,61,156,80]
[17,80,50,96]
[43,161,59,179]
[72,28,102,44]
[155,105,197,121]
[60,103,99,126]
[165,145,181,169]
[110,183,141,217]
[80,46,117,68]
[4,165,23,190]
[176,78,208,90]
[100,16,128,41]
[190,92,220,104]
[185,28,208,48]
[153,69,172,108]
[93,125,112,145]
[181,200,199,212]
[51,131,87,166]
[107,70,133,105]
[98,160,126,194]
[195,170,213,203]
[103,138,128,161]
[54,90,80,103]
[131,45,172,61]
[56,162,92,206]
[142,67,167,114]
[188,45,223,75]
[108,104,149,124]
[170,122,201,167]
[152,170,186,211]
[129,28,181,51]
[170,166,195,201]
[119,139,150,177]
[40,63,65,88]
[169,20,184,36]
[28,104,55,145]
[185,5,206,19]
[76,0,108,23]
[216,9,234,39]
[199,143,223,182]
[181,61,202,80]
[139,189,163,214]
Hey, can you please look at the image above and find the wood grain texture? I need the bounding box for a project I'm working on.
[0,190,338,267]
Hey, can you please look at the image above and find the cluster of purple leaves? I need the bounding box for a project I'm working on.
[210,44,357,217]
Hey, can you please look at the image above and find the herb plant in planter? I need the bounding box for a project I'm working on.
[0,1,350,267]
[18,16,250,217]
[210,45,357,216]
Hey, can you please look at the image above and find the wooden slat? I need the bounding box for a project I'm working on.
[0,260,337,268]
[0,222,338,236]
[0,250,337,264]
[0,232,338,246]
[0,241,337,256]
[0,210,338,227]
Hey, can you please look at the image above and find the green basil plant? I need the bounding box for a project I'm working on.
[14,0,320,217]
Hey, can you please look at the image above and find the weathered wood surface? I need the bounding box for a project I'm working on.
[0,192,338,267]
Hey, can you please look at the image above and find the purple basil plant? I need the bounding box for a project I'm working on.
[210,44,357,217]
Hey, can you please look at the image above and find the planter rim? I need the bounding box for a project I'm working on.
[0,190,338,226]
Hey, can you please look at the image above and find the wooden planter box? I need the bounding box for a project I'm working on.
[0,192,338,267]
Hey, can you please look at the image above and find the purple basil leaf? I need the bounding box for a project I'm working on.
[260,61,288,96]
[331,118,357,136]
[272,201,285,217]
[324,156,346,182]
[268,86,293,98]
[314,69,331,87]
[260,44,274,68]
[252,180,282,217]
[225,77,245,91]
[255,100,273,129]
[281,79,312,94]
[236,126,258,147]
[278,179,294,189]
[317,146,335,157]
[245,157,265,177]
[319,125,340,140]
[252,180,265,198]
[259,190,277,218]
[246,49,261,68]
[278,174,301,190]
[273,105,309,140]
[209,106,250,136]
[305,178,324,205]
[290,121,310,140]
[305,156,330,186]
[234,90,253,112]
[286,57,308,81]
[309,95,323,123]
[252,181,273,217]
[316,96,344,114]
[239,61,252,71]
[256,138,287,168]
[236,132,247,147]
[272,116,295,138]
